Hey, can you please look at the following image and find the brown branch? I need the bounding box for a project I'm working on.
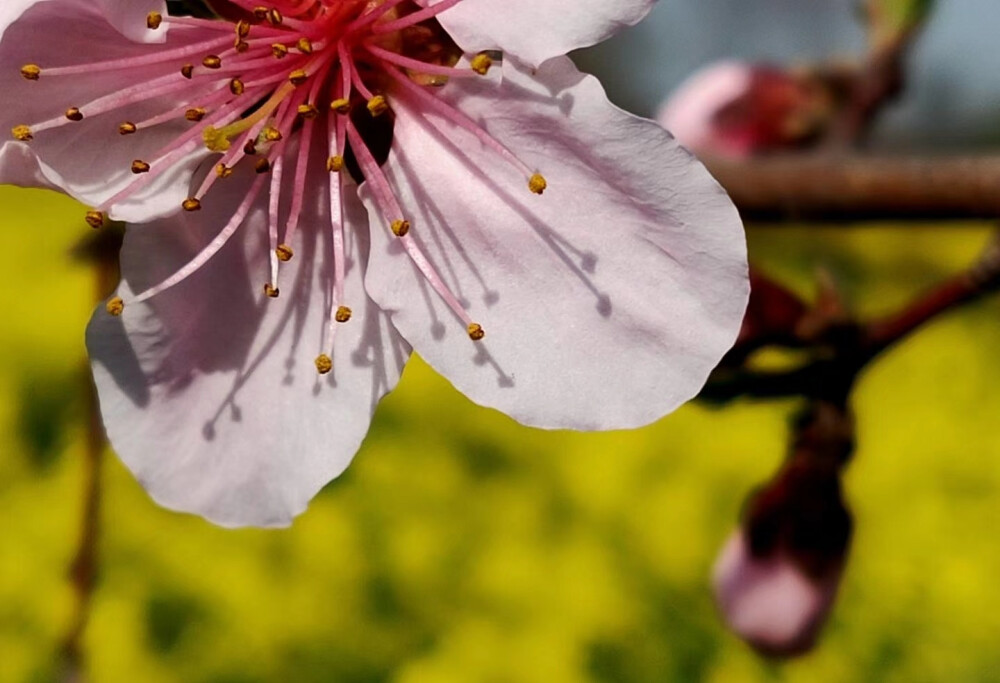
[703,230,1000,403]
[59,369,103,683]
[60,231,121,683]
[706,155,1000,222]
[864,231,1000,354]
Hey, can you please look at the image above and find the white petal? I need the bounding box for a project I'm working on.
[0,0,211,221]
[96,0,169,44]
[428,0,656,67]
[87,166,409,528]
[363,57,747,430]
[1,0,166,43]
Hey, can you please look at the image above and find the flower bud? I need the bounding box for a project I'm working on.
[713,531,844,657]
[713,401,854,657]
[658,61,834,158]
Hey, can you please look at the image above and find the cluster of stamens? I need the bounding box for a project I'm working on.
[14,0,548,374]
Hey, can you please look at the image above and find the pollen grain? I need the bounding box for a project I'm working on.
[315,354,333,375]
[467,323,486,341]
[529,173,548,195]
[106,297,125,316]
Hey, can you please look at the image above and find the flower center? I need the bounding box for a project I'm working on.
[14,0,548,374]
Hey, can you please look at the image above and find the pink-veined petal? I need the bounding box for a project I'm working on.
[362,56,748,431]
[0,0,213,221]
[427,0,656,67]
[87,164,409,528]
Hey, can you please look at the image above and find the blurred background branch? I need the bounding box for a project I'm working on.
[831,0,933,144]
[59,228,123,683]
[707,155,1000,222]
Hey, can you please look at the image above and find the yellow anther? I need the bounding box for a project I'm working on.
[297,37,313,54]
[235,19,251,38]
[182,198,202,212]
[146,12,162,30]
[234,40,250,53]
[106,297,125,317]
[367,95,388,117]
[119,121,137,135]
[11,125,32,141]
[470,53,493,76]
[326,155,344,172]
[391,219,410,237]
[263,126,282,142]
[185,107,207,122]
[253,7,268,20]
[276,244,294,262]
[267,8,283,25]
[20,64,40,81]
[330,98,351,114]
[297,103,319,119]
[65,107,83,122]
[216,163,233,178]
[335,306,352,323]
[85,210,105,229]
[181,64,194,79]
[264,283,280,298]
[288,69,308,86]
[272,43,289,59]
[202,55,222,69]
[314,354,333,375]
[467,323,486,341]
[230,78,245,95]
[255,158,271,174]
[528,173,548,195]
[131,160,150,174]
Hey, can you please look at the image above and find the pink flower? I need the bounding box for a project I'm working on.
[658,61,831,158]
[1,0,748,527]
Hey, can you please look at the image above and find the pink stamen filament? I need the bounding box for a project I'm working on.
[98,97,257,212]
[344,0,411,32]
[41,35,232,77]
[283,60,335,249]
[266,96,302,288]
[346,118,475,327]
[321,68,350,355]
[370,0,464,35]
[131,174,269,303]
[383,63,536,180]
[362,43,477,78]
[131,81,241,130]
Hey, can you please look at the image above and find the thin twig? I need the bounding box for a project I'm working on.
[864,231,1000,354]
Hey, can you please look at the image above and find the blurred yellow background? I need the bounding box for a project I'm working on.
[2,185,999,682]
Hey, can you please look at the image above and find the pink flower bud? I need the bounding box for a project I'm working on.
[713,402,854,657]
[658,61,832,158]
[713,531,844,657]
